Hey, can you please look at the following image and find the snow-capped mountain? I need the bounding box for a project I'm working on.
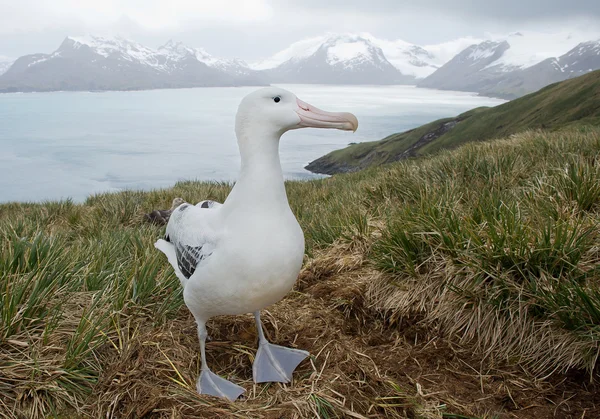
[481,31,596,72]
[479,39,600,98]
[418,40,510,91]
[419,31,600,98]
[252,34,414,84]
[0,35,265,92]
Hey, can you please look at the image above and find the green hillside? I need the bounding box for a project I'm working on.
[306,69,600,174]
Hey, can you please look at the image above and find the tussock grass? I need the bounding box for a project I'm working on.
[1,128,600,418]
[368,129,600,379]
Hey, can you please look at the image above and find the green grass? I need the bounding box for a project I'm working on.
[307,70,600,174]
[1,128,600,417]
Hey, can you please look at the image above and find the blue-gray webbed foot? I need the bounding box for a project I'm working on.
[252,311,309,384]
[197,369,245,401]
[253,341,309,383]
[195,320,245,401]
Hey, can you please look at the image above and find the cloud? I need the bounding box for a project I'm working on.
[273,0,600,21]
[0,0,272,34]
[0,0,598,60]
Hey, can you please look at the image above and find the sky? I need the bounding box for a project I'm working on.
[0,0,599,61]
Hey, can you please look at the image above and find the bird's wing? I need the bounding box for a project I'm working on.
[155,201,222,286]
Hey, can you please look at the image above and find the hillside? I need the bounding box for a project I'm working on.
[307,69,600,175]
[2,127,600,418]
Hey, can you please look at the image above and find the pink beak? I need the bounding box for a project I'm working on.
[295,98,358,132]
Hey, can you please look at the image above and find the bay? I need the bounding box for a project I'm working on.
[0,85,504,203]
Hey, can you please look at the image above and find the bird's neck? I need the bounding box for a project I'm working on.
[225,129,289,211]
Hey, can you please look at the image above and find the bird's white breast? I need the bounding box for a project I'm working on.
[183,208,304,321]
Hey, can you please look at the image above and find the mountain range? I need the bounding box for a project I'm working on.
[0,36,266,92]
[1,31,599,98]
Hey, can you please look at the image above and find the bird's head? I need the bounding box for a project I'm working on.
[235,87,358,139]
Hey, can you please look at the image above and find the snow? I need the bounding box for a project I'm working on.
[467,42,499,60]
[250,35,325,70]
[68,35,168,71]
[159,40,202,62]
[362,34,437,78]
[159,40,249,72]
[327,40,369,64]
[63,35,249,74]
[27,57,49,67]
[250,33,384,70]
[359,34,485,78]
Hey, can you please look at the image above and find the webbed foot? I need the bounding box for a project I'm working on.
[197,369,245,401]
[252,342,309,383]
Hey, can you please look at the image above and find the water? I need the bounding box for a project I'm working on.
[0,85,504,203]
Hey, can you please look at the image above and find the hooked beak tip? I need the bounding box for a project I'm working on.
[295,97,358,132]
[347,113,359,132]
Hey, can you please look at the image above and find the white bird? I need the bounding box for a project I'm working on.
[154,87,358,401]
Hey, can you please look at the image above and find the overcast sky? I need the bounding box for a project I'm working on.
[1,0,599,60]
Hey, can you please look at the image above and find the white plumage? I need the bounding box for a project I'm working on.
[155,87,358,400]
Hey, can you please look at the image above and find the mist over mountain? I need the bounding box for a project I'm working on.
[0,57,12,76]
[1,30,599,97]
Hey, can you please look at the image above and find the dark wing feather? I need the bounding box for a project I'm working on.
[175,244,212,279]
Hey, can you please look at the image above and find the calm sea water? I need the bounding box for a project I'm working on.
[0,85,504,203]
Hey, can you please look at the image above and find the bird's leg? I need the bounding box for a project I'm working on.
[252,311,309,384]
[198,322,209,370]
[195,321,245,401]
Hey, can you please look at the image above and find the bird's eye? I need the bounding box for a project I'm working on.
[273,96,281,103]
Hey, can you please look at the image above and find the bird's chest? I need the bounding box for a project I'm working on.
[229,214,304,281]
[198,212,304,311]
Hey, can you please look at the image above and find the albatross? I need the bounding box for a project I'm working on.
[154,87,358,401]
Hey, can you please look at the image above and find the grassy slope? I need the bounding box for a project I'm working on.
[306,69,600,174]
[2,127,600,418]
